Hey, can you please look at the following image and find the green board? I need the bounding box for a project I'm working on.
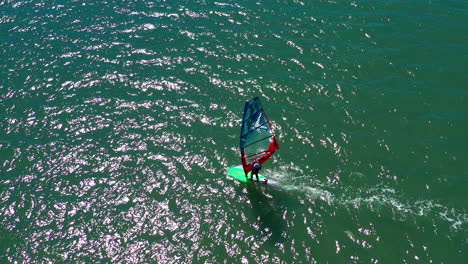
[228,167,267,183]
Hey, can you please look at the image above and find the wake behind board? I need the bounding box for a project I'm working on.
[228,167,268,184]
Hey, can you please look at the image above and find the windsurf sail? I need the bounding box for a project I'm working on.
[240,97,279,174]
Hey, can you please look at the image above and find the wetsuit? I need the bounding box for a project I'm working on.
[251,162,262,182]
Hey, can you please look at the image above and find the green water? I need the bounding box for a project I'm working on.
[1,0,466,263]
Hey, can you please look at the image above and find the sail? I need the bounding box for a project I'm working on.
[240,97,279,174]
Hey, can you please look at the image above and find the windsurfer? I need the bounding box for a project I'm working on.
[250,162,262,182]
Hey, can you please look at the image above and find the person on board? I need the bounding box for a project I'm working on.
[250,162,262,182]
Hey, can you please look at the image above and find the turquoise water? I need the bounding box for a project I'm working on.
[1,0,467,263]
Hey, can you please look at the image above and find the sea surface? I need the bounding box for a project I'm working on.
[1,0,467,263]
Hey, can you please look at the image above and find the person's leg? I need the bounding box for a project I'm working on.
[252,171,258,182]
